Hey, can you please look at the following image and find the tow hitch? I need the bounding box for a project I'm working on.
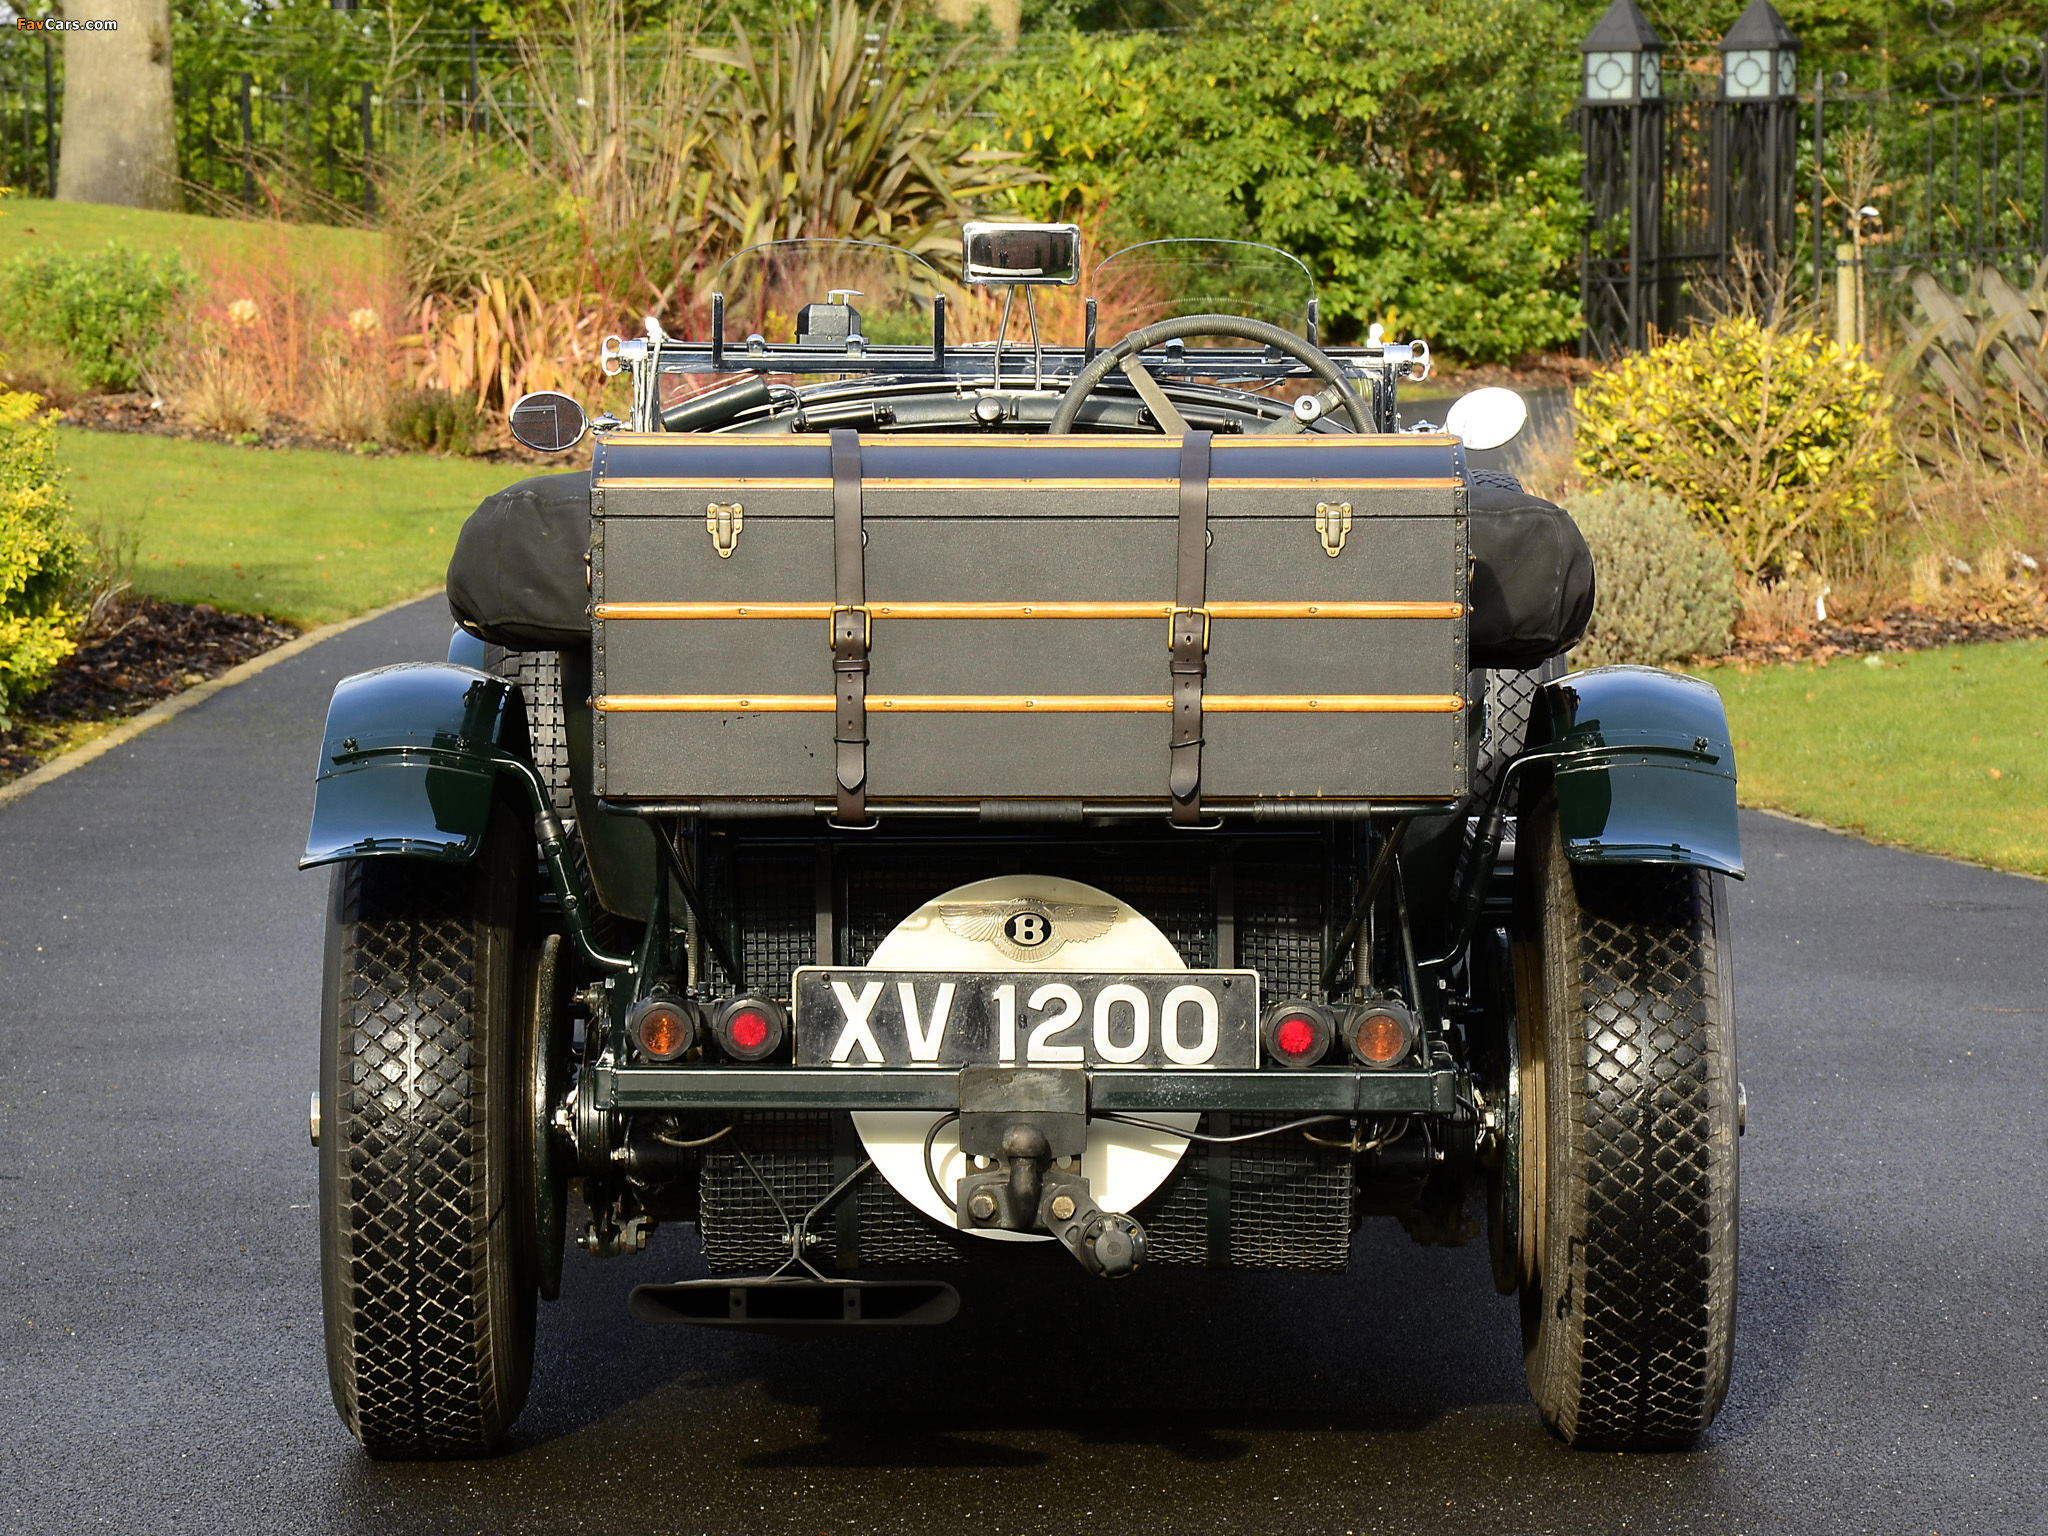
[952,1066,1148,1278]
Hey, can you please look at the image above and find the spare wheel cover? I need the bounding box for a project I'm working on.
[853,875,1198,1241]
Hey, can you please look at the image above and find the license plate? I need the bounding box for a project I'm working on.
[792,969,1260,1069]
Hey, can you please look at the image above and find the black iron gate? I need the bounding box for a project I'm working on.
[1813,15,2048,298]
[1580,0,2048,355]
[1578,0,1803,357]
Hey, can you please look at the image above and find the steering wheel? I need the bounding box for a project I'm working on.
[1048,315,1374,434]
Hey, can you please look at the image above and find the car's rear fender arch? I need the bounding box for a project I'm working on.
[1523,664,1743,879]
[300,662,533,869]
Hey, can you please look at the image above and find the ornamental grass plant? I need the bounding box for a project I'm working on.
[383,0,1030,336]
[1890,260,2048,623]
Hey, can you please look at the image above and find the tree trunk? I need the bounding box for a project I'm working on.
[927,0,1019,46]
[56,0,179,210]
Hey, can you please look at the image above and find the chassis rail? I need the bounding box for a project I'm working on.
[592,1065,1462,1115]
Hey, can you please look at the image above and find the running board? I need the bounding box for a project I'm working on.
[628,1278,961,1328]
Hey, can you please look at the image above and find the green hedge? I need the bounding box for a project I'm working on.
[985,0,1584,362]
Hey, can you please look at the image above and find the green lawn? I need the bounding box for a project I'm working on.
[0,195,382,275]
[1708,641,2048,877]
[58,428,540,627]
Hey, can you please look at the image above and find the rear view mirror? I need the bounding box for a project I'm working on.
[1443,387,1528,452]
[962,222,1082,286]
[508,391,589,453]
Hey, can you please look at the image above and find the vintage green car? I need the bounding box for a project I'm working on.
[304,228,1742,1459]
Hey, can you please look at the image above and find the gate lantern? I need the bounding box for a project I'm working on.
[1719,0,1802,285]
[1578,0,1668,357]
[1582,0,1665,103]
[1720,0,1800,101]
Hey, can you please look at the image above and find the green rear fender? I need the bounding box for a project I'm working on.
[1534,664,1743,878]
[300,663,530,868]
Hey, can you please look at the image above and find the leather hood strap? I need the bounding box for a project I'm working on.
[1169,430,1212,825]
[830,429,869,825]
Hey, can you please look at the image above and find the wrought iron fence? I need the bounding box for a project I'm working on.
[173,68,557,215]
[0,30,57,197]
[1581,0,2048,355]
[6,18,1043,216]
[1814,26,2048,296]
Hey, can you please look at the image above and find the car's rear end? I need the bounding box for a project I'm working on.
[302,225,1744,1460]
[579,425,1475,1284]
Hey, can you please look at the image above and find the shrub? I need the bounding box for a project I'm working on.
[0,241,191,393]
[1565,482,1737,669]
[0,388,90,726]
[386,389,484,456]
[1574,315,1896,581]
[984,0,1584,362]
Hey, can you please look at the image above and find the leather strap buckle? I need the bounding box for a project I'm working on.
[1169,430,1213,827]
[830,604,872,655]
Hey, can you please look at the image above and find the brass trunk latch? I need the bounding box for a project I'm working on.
[705,501,744,558]
[1315,501,1352,558]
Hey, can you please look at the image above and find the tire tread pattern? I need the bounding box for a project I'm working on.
[1527,810,1738,1450]
[327,857,518,1457]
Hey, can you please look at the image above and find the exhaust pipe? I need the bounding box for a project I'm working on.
[629,1277,960,1328]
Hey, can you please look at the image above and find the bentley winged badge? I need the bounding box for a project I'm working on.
[936,900,1118,962]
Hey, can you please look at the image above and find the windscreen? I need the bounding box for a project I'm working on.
[1089,239,1316,342]
[706,239,951,349]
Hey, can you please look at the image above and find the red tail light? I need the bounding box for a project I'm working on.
[1260,1002,1335,1068]
[629,995,698,1062]
[1343,1000,1418,1068]
[713,996,788,1062]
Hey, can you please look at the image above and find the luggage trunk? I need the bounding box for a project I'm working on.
[589,432,1471,811]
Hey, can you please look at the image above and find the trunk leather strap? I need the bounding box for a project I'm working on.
[830,429,869,825]
[1169,429,1212,825]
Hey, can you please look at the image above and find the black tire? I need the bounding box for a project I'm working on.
[1472,658,1566,810]
[1520,795,1739,1449]
[319,801,537,1458]
[492,649,575,822]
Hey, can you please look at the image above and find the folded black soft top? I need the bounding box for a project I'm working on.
[447,472,593,651]
[1464,472,1597,668]
[447,467,1594,667]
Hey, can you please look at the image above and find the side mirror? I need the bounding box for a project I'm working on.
[962,221,1082,286]
[508,391,588,453]
[1443,386,1528,452]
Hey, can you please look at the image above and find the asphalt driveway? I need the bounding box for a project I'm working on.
[1,596,2041,1535]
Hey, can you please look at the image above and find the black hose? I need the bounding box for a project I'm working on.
[661,375,771,432]
[923,1111,962,1213]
